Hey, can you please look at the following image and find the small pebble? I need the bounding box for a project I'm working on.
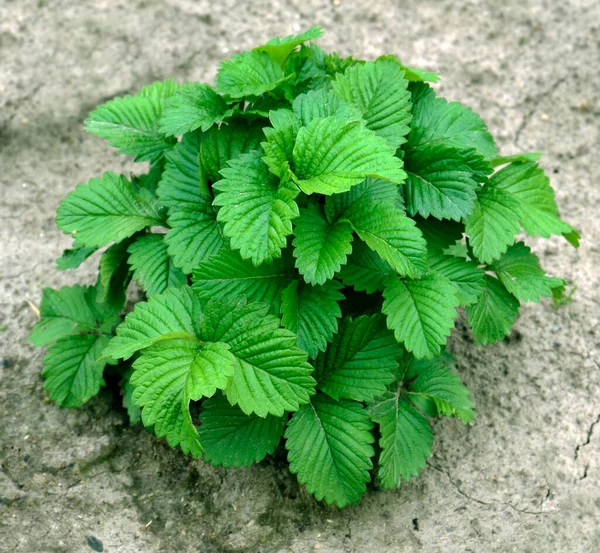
[87,536,103,552]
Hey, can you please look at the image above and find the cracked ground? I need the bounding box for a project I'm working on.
[1,1,599,552]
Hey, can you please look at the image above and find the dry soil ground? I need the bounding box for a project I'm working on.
[0,1,599,552]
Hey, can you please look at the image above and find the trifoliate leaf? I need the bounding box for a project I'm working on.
[192,249,292,311]
[414,216,464,254]
[408,359,475,423]
[214,151,299,265]
[491,161,578,246]
[428,253,485,306]
[382,274,459,359]
[369,390,433,487]
[285,394,375,507]
[128,234,187,295]
[56,247,97,270]
[201,299,316,417]
[337,240,394,294]
[332,59,412,148]
[281,279,344,358]
[347,201,427,278]
[466,275,519,345]
[315,314,402,402]
[200,119,265,183]
[465,186,521,264]
[403,144,490,221]
[292,117,406,195]
[56,172,163,248]
[42,334,111,408]
[408,83,497,160]
[490,242,562,302]
[255,26,323,65]
[216,50,288,98]
[28,285,98,347]
[292,204,354,285]
[104,286,200,360]
[85,80,178,163]
[292,88,357,126]
[159,83,232,137]
[199,393,286,468]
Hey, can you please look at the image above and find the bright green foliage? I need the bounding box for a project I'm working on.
[32,28,577,508]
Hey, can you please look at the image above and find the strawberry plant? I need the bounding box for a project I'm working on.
[29,27,578,507]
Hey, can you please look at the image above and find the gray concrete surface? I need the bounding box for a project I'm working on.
[0,1,599,551]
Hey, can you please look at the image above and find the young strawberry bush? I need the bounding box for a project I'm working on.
[29,27,578,507]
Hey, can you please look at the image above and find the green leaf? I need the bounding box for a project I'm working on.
[403,144,490,221]
[375,55,439,83]
[28,285,99,347]
[85,80,178,163]
[465,186,522,264]
[408,359,475,423]
[280,279,344,358]
[214,151,299,265]
[369,390,433,487]
[255,26,323,65]
[315,314,402,402]
[261,109,300,178]
[428,253,485,306]
[202,299,316,417]
[382,274,459,359]
[104,286,200,360]
[128,234,187,295]
[332,59,412,148]
[414,216,464,254]
[56,172,163,248]
[56,247,97,270]
[466,275,519,345]
[285,394,375,507]
[200,119,265,183]
[408,83,497,160]
[347,202,427,278]
[121,368,142,425]
[97,240,132,311]
[42,334,111,408]
[491,162,577,245]
[292,204,354,285]
[192,248,291,310]
[159,83,232,137]
[292,88,357,127]
[292,117,406,195]
[491,242,562,302]
[491,152,541,167]
[199,393,285,468]
[216,50,287,98]
[337,240,394,294]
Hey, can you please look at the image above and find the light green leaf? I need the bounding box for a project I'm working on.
[491,242,562,302]
[428,253,485,306]
[159,83,232,137]
[491,153,542,167]
[465,186,521,264]
[369,390,433,488]
[292,117,406,195]
[214,151,299,265]
[216,50,288,98]
[255,26,323,64]
[42,334,111,408]
[315,314,402,402]
[408,83,497,159]
[337,240,394,294]
[192,249,292,311]
[347,201,427,278]
[285,394,375,507]
[403,144,490,221]
[332,59,412,148]
[199,393,285,468]
[281,279,344,358]
[466,275,519,345]
[491,161,578,246]
[292,88,357,127]
[382,274,459,359]
[56,172,163,248]
[56,247,97,270]
[85,79,178,163]
[261,108,300,178]
[292,204,354,285]
[104,286,200,360]
[128,234,187,295]
[408,359,475,423]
